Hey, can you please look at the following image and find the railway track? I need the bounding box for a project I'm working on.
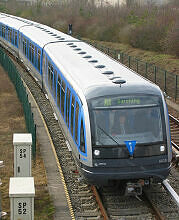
[169,114,179,151]
[92,182,179,220]
[4,51,179,219]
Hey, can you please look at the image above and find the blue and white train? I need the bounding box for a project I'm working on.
[0,13,172,191]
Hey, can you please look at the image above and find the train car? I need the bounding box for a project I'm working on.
[0,13,172,194]
[0,15,29,57]
[43,41,172,191]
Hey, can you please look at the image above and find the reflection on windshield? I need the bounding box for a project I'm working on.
[93,107,163,146]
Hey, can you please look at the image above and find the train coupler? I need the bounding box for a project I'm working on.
[125,182,143,197]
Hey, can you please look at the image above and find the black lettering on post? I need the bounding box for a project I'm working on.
[23,208,27,214]
[18,202,22,215]
[20,149,23,158]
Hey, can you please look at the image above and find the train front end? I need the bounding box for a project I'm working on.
[81,92,172,188]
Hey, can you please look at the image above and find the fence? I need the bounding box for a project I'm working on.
[83,39,179,103]
[0,47,36,158]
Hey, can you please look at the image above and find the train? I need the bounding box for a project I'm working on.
[0,13,172,194]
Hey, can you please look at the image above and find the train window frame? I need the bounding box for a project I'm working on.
[9,28,12,43]
[22,37,24,54]
[53,69,57,99]
[50,64,54,91]
[57,74,61,110]
[66,88,71,128]
[70,95,75,137]
[18,33,21,50]
[25,39,28,57]
[3,25,5,38]
[79,116,86,154]
[8,27,10,42]
[47,61,51,87]
[29,42,32,62]
[15,31,17,47]
[12,29,14,44]
[5,25,7,40]
[75,101,79,144]
[35,46,37,68]
[61,80,66,118]
[38,49,41,72]
[31,44,34,64]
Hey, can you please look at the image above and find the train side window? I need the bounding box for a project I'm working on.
[53,69,57,98]
[70,95,75,136]
[3,25,6,38]
[5,26,7,40]
[25,38,27,57]
[22,37,24,53]
[42,54,46,76]
[3,26,6,38]
[35,47,37,67]
[75,102,79,144]
[38,49,41,72]
[50,65,53,91]
[10,29,14,44]
[31,44,34,64]
[2,25,4,38]
[23,37,25,55]
[15,31,17,46]
[66,88,71,127]
[12,29,14,44]
[8,28,11,42]
[26,39,28,57]
[7,27,9,41]
[47,61,51,86]
[61,80,66,118]
[29,42,32,62]
[80,118,86,153]
[9,28,11,42]
[57,74,61,109]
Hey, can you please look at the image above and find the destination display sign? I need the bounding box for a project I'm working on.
[91,96,159,108]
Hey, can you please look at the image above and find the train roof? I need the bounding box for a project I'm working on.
[0,13,78,47]
[19,25,79,48]
[0,16,32,30]
[0,13,8,19]
[44,41,162,100]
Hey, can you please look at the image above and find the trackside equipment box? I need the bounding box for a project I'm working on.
[9,177,35,220]
[13,134,32,177]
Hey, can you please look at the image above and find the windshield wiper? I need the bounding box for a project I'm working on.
[97,126,120,145]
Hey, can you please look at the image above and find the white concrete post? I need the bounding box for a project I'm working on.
[13,134,32,177]
[9,177,35,220]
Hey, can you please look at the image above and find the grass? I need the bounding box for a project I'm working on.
[0,66,54,219]
[85,38,179,75]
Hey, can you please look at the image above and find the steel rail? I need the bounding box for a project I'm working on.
[91,186,109,220]
[143,191,165,220]
[162,179,179,209]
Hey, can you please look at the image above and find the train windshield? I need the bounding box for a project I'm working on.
[90,96,164,146]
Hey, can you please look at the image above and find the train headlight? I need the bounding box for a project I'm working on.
[94,150,100,156]
[160,145,165,152]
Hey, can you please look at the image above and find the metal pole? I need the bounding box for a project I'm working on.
[175,75,178,102]
[0,161,6,219]
[154,66,157,83]
[128,56,131,69]
[164,71,167,93]
[145,63,148,78]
